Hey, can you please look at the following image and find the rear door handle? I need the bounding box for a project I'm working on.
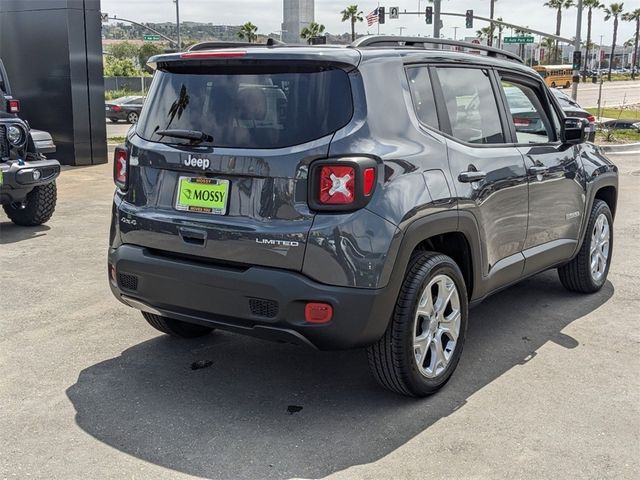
[178,227,207,247]
[458,171,487,183]
[528,165,549,175]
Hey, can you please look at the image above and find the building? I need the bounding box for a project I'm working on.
[282,0,314,44]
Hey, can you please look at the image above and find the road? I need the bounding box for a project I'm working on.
[1,152,638,479]
[574,80,640,108]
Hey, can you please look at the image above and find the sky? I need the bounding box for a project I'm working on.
[101,0,638,46]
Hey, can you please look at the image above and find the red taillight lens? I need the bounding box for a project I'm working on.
[363,167,376,196]
[111,104,122,112]
[180,50,247,59]
[305,302,333,324]
[113,146,128,190]
[319,165,355,205]
[586,115,595,123]
[7,99,19,113]
[513,117,530,126]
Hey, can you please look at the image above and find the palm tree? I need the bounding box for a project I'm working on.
[584,1,605,77]
[604,3,625,80]
[495,17,505,50]
[622,8,640,79]
[476,26,493,42]
[341,5,364,42]
[544,0,575,63]
[300,22,326,44]
[540,37,556,64]
[514,27,530,60]
[237,22,258,43]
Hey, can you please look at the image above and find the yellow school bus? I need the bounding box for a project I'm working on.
[533,65,574,88]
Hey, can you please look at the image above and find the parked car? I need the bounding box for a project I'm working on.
[108,37,618,397]
[105,96,145,124]
[600,119,640,131]
[550,88,596,141]
[1,58,60,226]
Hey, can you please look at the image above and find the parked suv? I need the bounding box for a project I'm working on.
[108,37,618,397]
[1,58,60,226]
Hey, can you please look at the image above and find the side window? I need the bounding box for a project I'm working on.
[406,67,439,129]
[435,67,505,144]
[500,80,555,144]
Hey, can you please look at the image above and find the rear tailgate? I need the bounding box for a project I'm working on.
[116,48,360,272]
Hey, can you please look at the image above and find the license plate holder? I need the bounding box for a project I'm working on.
[175,176,230,215]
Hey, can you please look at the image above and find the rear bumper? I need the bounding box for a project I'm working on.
[108,244,396,350]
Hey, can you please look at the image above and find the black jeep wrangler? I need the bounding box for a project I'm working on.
[0,58,60,226]
[108,37,618,396]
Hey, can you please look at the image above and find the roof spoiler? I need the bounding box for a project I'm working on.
[187,38,286,52]
[351,35,524,64]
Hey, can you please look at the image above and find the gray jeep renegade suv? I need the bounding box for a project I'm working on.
[108,37,618,397]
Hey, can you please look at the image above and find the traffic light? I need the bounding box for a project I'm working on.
[378,6,385,24]
[425,6,433,25]
[465,10,474,29]
[572,50,582,70]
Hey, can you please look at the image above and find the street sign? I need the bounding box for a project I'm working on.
[100,12,109,23]
[389,7,399,19]
[143,35,161,41]
[504,36,534,44]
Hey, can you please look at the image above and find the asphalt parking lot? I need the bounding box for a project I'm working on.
[1,151,638,479]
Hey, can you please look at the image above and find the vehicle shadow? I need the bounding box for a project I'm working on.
[0,221,50,244]
[66,271,613,480]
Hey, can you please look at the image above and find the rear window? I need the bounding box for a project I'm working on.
[136,66,353,149]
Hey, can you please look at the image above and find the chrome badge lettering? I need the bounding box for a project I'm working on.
[255,238,300,247]
[184,154,211,170]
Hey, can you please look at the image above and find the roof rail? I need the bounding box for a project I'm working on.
[187,38,285,51]
[351,36,523,64]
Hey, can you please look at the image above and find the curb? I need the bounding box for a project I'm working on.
[599,142,640,154]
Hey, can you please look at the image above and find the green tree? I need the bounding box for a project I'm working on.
[540,37,556,65]
[604,3,625,80]
[300,22,326,44]
[622,8,640,79]
[341,5,363,42]
[138,43,164,73]
[544,0,575,63]
[237,22,258,43]
[107,41,140,60]
[584,1,605,77]
[104,56,138,77]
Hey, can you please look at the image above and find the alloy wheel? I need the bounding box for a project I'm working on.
[590,213,610,282]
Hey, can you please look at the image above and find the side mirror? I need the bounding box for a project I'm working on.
[561,117,589,145]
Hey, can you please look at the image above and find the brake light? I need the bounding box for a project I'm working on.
[113,146,129,190]
[586,115,595,123]
[513,117,530,126]
[7,99,19,113]
[110,104,121,112]
[320,165,355,205]
[309,157,378,211]
[180,50,247,59]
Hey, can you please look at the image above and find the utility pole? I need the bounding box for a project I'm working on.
[433,0,441,38]
[571,0,583,101]
[174,0,181,50]
[452,26,459,40]
[598,34,604,72]
[397,26,406,36]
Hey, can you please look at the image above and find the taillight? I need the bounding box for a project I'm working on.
[113,146,129,190]
[110,104,122,112]
[7,99,19,113]
[586,115,595,123]
[513,117,531,126]
[309,157,378,211]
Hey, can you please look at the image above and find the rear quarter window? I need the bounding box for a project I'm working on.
[136,66,353,149]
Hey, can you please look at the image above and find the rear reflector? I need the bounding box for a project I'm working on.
[319,165,355,205]
[180,50,247,59]
[305,302,333,324]
[363,167,376,196]
[7,99,19,113]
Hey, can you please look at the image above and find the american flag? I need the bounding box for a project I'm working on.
[366,7,379,27]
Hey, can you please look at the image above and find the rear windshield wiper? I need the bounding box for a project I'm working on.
[154,129,213,143]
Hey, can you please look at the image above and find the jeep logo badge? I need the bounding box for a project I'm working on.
[184,154,210,170]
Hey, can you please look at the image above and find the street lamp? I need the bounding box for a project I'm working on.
[174,0,181,50]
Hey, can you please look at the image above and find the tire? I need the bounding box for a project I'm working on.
[3,182,57,226]
[558,199,613,293]
[367,251,469,397]
[565,81,571,89]
[108,118,119,123]
[551,81,557,88]
[127,111,139,124]
[142,311,214,338]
